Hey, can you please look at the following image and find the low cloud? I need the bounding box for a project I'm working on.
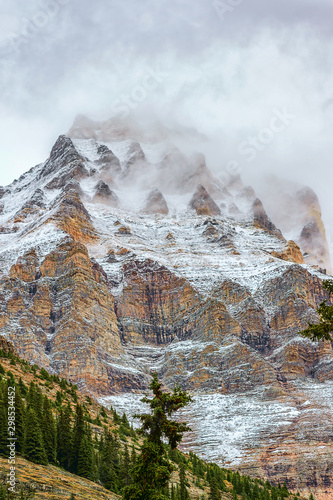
[1,0,333,256]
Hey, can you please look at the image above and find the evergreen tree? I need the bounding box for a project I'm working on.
[121,444,131,488]
[130,444,137,468]
[42,395,56,464]
[179,463,190,500]
[23,407,48,465]
[27,381,36,408]
[121,413,130,427]
[14,387,25,454]
[99,430,118,491]
[208,476,221,500]
[0,395,9,458]
[122,372,192,500]
[34,386,44,421]
[57,403,73,470]
[300,280,333,341]
[0,484,7,500]
[71,404,85,474]
[77,429,94,480]
[252,482,260,499]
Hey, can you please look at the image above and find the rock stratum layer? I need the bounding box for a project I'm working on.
[0,117,332,498]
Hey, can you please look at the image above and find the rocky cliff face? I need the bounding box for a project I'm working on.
[0,117,332,497]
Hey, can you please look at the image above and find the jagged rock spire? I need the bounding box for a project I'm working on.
[142,188,169,215]
[189,185,221,216]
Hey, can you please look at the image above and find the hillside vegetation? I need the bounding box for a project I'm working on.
[0,344,313,500]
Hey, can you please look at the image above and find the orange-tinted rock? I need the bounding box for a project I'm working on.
[116,259,241,346]
[0,240,149,394]
[49,189,98,243]
[10,249,39,282]
[0,336,17,355]
[271,240,304,264]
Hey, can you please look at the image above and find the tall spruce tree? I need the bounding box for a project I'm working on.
[27,381,37,410]
[99,429,119,491]
[42,395,56,464]
[122,372,192,500]
[23,407,48,465]
[208,476,221,500]
[77,429,94,480]
[121,444,131,488]
[14,387,25,454]
[0,390,9,458]
[71,404,85,474]
[34,386,44,421]
[57,403,73,470]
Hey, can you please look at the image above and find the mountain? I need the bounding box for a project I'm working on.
[0,116,332,498]
[1,340,304,500]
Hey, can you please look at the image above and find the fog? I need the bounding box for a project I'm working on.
[1,0,333,254]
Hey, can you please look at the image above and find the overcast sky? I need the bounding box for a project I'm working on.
[1,0,333,252]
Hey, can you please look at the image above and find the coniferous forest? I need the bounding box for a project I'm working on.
[0,348,315,500]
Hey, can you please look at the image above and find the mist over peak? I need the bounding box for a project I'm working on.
[1,0,332,258]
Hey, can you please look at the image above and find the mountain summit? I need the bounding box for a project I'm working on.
[0,116,332,497]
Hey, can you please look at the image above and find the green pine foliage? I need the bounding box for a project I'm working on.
[299,280,333,341]
[77,431,94,480]
[14,387,25,454]
[122,372,193,500]
[41,395,56,464]
[98,429,119,491]
[57,404,73,469]
[0,484,7,500]
[0,394,9,458]
[179,462,190,500]
[71,404,86,474]
[208,476,221,500]
[23,407,48,465]
[121,444,131,488]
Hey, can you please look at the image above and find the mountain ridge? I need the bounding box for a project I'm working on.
[0,118,332,497]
